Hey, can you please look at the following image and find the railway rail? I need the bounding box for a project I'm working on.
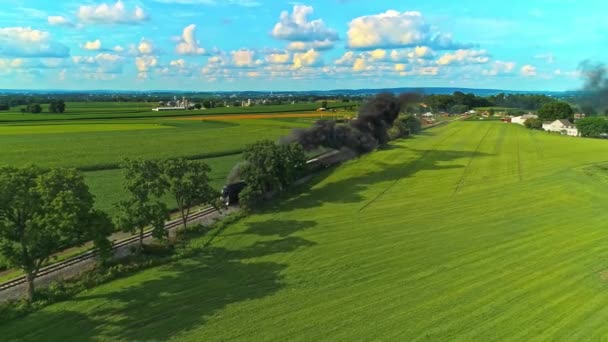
[0,207,217,293]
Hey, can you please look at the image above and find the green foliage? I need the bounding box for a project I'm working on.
[0,166,112,302]
[537,101,574,121]
[115,159,170,251]
[524,118,543,130]
[486,93,554,110]
[48,100,66,114]
[240,140,306,209]
[26,103,42,114]
[389,115,421,140]
[450,104,469,114]
[576,117,608,137]
[0,104,9,111]
[161,158,219,229]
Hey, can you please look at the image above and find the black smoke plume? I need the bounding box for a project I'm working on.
[578,61,608,112]
[285,92,419,154]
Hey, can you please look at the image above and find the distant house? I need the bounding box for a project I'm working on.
[574,113,586,119]
[542,119,580,137]
[422,112,434,117]
[511,114,538,125]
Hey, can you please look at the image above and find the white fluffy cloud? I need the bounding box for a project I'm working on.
[521,65,537,76]
[83,39,102,51]
[266,52,291,64]
[347,10,471,50]
[72,53,124,73]
[138,40,154,55]
[176,24,206,55]
[292,49,321,69]
[482,61,516,76]
[231,49,261,67]
[135,55,158,78]
[272,5,338,42]
[437,49,489,66]
[286,39,334,52]
[170,59,186,68]
[0,27,69,58]
[77,0,147,25]
[48,16,73,27]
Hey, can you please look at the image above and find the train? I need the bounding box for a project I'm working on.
[220,149,349,206]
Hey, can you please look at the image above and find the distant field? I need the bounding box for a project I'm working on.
[0,118,312,170]
[5,121,608,340]
[0,104,326,216]
[0,122,169,135]
[176,112,350,121]
[0,102,353,122]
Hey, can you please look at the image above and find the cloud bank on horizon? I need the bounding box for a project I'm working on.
[0,0,604,91]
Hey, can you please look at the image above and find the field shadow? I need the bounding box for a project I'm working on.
[272,146,492,212]
[43,219,318,341]
[0,310,101,342]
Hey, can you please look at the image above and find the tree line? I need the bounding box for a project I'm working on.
[413,92,556,114]
[0,157,219,303]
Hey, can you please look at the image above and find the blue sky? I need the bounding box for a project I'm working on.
[0,0,606,91]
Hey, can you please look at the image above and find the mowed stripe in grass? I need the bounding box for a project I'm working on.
[4,121,608,341]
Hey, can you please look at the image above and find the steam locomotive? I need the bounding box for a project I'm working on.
[220,150,348,206]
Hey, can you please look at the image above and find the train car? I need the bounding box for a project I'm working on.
[220,181,247,206]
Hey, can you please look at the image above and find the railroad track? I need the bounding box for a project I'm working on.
[0,207,218,293]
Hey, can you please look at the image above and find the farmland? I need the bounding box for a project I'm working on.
[0,101,352,122]
[3,121,608,340]
[0,103,352,215]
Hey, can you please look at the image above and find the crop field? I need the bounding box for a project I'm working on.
[0,108,325,215]
[0,102,353,122]
[4,121,608,340]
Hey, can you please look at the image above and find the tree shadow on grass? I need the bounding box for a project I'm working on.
[0,310,101,342]
[225,220,317,238]
[268,147,492,212]
[33,219,318,341]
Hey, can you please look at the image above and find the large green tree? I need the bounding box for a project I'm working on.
[240,141,306,208]
[537,102,574,121]
[161,158,218,230]
[49,100,66,114]
[115,159,169,252]
[0,166,113,303]
[27,103,42,114]
[576,117,608,137]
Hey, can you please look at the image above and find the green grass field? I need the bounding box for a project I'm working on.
[4,121,608,340]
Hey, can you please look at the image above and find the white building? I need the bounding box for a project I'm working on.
[153,96,191,111]
[542,119,580,137]
[511,114,538,125]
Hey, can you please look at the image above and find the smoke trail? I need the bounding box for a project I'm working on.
[286,92,419,154]
[578,61,608,112]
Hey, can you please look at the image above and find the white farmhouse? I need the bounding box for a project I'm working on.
[542,119,580,137]
[511,114,538,125]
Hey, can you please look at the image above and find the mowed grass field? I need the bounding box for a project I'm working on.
[4,121,608,340]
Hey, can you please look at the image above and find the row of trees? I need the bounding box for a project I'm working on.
[0,158,218,303]
[421,92,556,113]
[17,100,66,114]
